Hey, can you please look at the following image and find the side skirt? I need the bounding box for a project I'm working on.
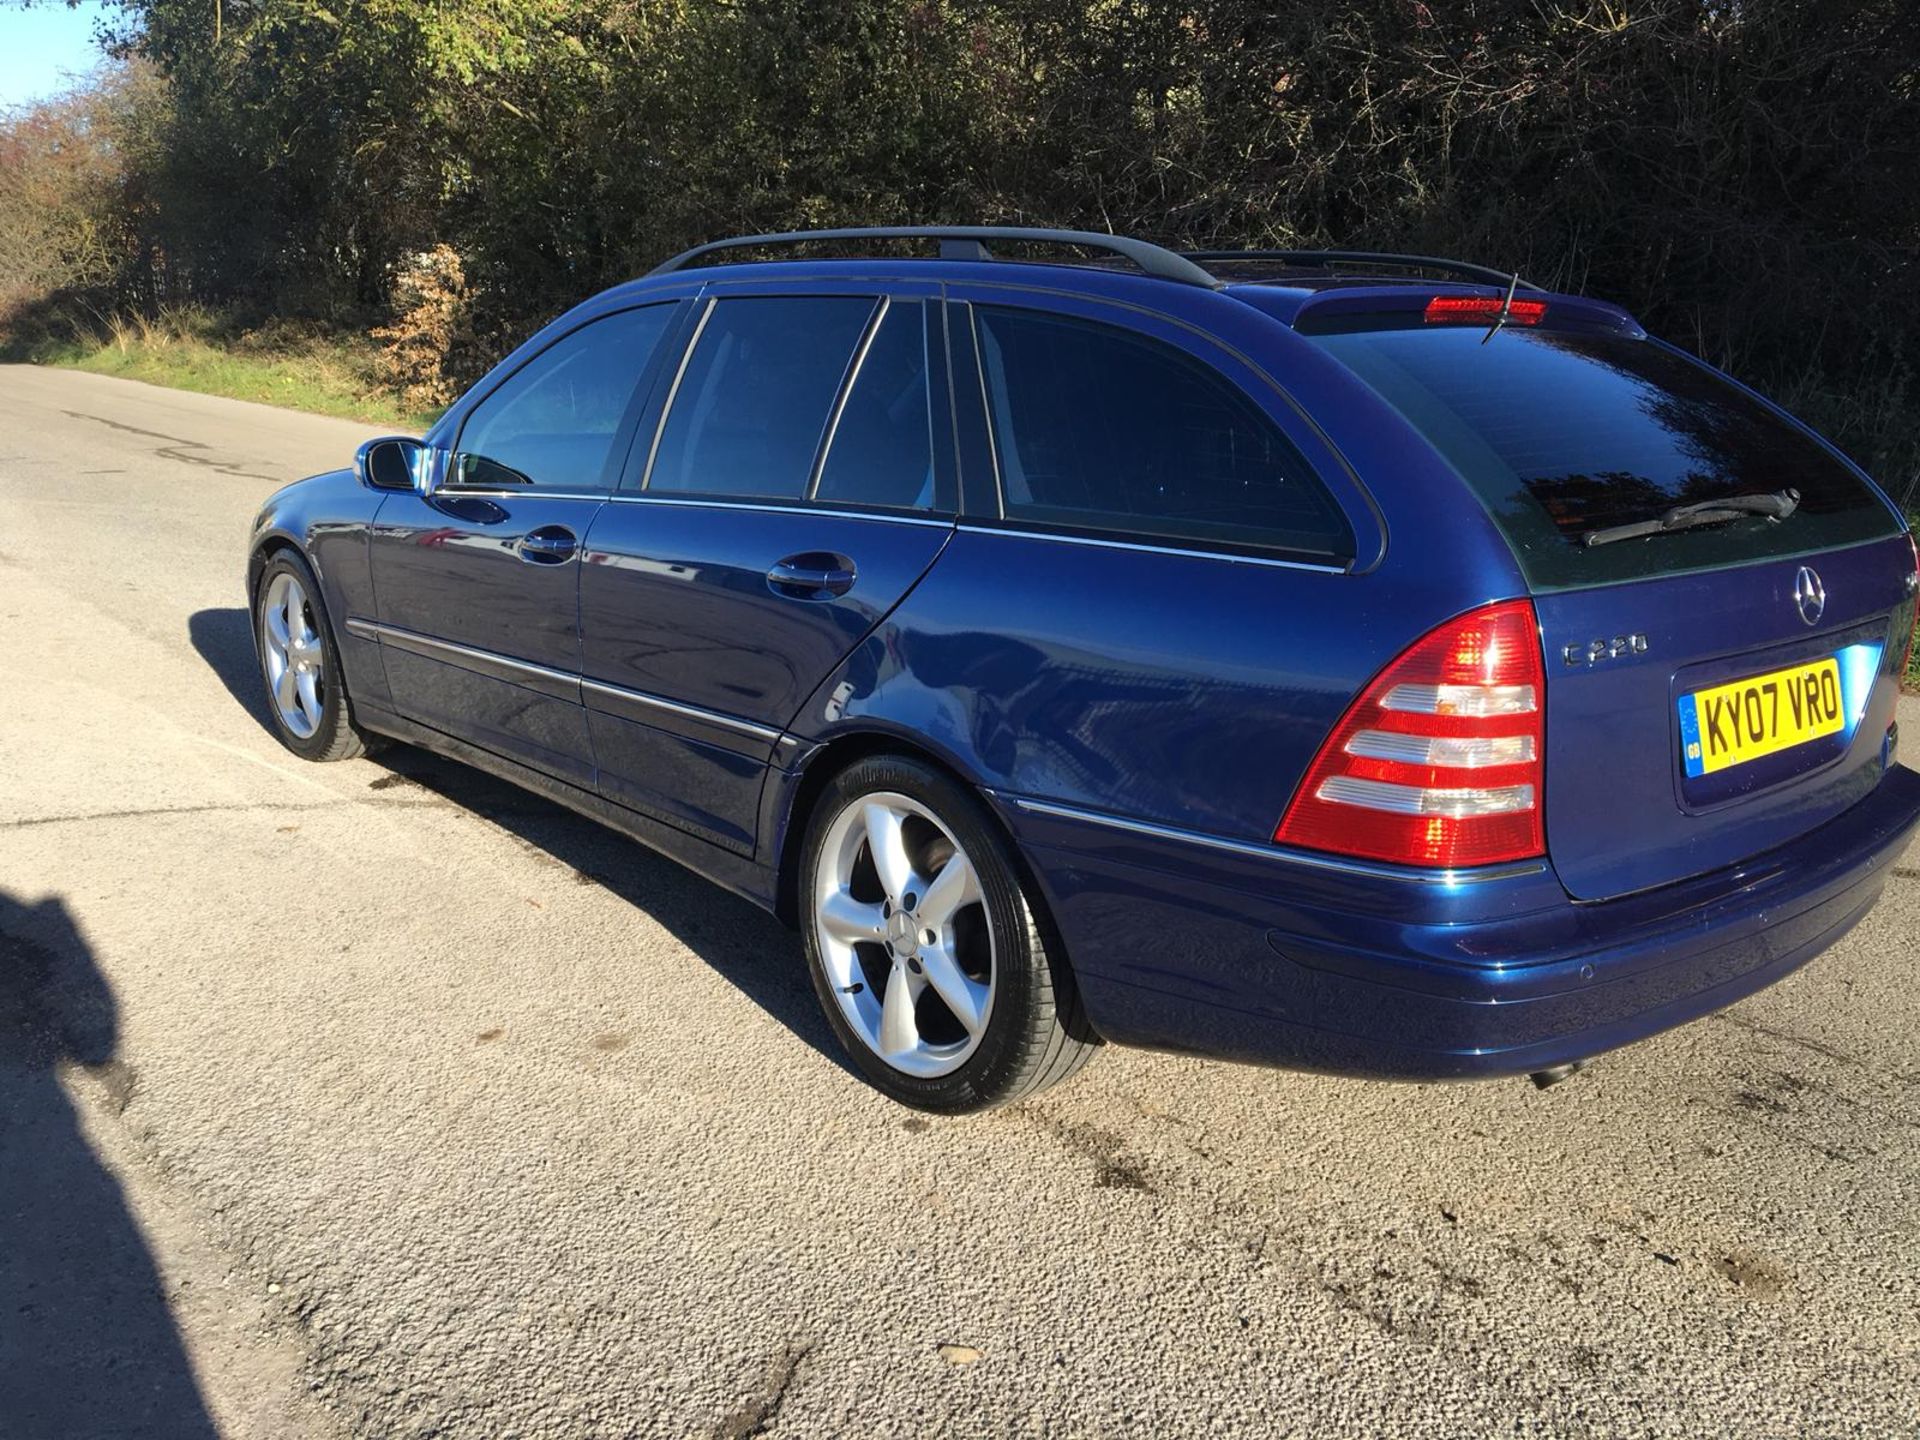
[355,703,785,917]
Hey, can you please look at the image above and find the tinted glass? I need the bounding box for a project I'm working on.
[814,299,935,510]
[457,304,673,491]
[648,296,875,498]
[974,307,1353,558]
[1309,325,1900,588]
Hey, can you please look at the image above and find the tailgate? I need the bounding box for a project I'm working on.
[1305,310,1916,900]
[1535,538,1914,899]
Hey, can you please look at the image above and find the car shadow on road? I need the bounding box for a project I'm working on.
[188,606,851,1077]
[0,889,220,1439]
[189,603,275,733]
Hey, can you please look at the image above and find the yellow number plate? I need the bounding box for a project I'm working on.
[1679,658,1844,777]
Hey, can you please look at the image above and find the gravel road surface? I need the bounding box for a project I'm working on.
[2,365,1917,1438]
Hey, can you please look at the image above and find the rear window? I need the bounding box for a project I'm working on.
[1309,325,1899,588]
[647,296,874,499]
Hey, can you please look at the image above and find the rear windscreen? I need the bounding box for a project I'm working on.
[1308,325,1900,588]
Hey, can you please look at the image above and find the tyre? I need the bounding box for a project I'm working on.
[252,549,372,762]
[800,754,1099,1112]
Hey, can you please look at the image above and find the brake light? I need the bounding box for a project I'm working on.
[1276,600,1547,868]
[1424,295,1547,326]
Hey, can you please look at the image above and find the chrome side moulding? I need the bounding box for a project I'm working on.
[580,678,782,745]
[369,623,579,703]
[350,619,783,747]
[1003,795,1549,885]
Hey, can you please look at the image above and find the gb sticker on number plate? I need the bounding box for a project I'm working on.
[1677,657,1845,778]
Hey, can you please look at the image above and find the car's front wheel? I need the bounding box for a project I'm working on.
[252,549,371,763]
[800,755,1099,1112]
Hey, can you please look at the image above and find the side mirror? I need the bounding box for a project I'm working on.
[354,436,426,492]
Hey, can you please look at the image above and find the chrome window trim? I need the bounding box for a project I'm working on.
[1003,795,1548,885]
[421,489,608,503]
[602,493,954,528]
[639,296,714,489]
[354,620,783,745]
[807,296,889,500]
[956,523,1348,574]
[965,303,1007,521]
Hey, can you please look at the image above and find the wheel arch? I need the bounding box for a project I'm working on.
[246,526,393,720]
[770,728,1046,938]
[773,725,1108,1088]
[246,531,306,603]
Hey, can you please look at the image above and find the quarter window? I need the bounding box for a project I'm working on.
[647,296,875,499]
[973,307,1353,558]
[814,299,936,510]
[456,304,674,491]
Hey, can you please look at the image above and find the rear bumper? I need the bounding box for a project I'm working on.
[997,763,1920,1080]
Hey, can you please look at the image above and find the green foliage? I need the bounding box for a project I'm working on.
[0,63,159,307]
[1,0,1916,485]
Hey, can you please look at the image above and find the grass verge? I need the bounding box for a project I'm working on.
[2,305,437,431]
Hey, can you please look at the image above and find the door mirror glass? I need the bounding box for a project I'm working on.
[355,436,425,492]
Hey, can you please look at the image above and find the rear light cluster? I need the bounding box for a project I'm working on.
[1276,600,1548,868]
[1424,295,1547,326]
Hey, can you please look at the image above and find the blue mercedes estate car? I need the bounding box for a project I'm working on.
[248,226,1920,1111]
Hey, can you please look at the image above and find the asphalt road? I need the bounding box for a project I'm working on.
[2,364,1918,1440]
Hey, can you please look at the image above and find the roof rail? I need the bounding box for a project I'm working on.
[651,226,1222,289]
[1183,250,1542,292]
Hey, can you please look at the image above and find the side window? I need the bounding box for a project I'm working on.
[973,306,1354,558]
[814,299,935,510]
[455,304,675,492]
[647,296,875,499]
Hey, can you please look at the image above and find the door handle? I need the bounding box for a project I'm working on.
[517,526,579,565]
[767,553,857,599]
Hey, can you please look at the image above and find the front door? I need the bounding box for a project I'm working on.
[370,301,682,784]
[579,285,956,852]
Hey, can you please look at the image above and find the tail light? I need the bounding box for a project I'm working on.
[1276,600,1547,868]
[1424,295,1547,326]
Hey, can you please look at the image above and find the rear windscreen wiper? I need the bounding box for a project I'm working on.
[1580,488,1800,548]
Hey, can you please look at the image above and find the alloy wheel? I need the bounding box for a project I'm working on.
[260,571,326,739]
[812,791,996,1078]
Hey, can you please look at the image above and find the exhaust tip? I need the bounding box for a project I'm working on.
[1528,1061,1587,1090]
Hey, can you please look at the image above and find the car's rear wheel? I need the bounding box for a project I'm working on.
[253,550,371,762]
[800,755,1099,1112]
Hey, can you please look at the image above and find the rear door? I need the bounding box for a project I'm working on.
[369,301,681,784]
[577,280,956,852]
[883,283,1379,844]
[1309,317,1916,898]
